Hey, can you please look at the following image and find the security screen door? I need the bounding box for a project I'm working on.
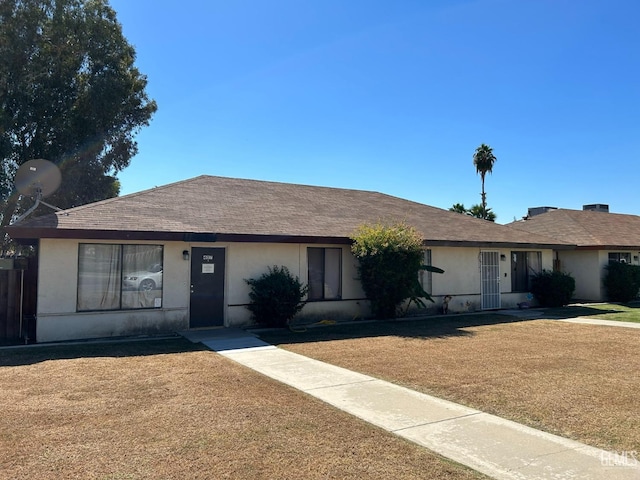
[480,251,501,310]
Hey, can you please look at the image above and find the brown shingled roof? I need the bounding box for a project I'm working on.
[6,175,571,248]
[508,208,640,249]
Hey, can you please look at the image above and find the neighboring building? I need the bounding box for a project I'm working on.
[5,175,570,343]
[508,205,640,301]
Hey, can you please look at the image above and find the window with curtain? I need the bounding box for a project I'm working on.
[308,247,342,300]
[511,251,542,292]
[77,244,163,311]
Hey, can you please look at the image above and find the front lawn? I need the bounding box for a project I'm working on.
[259,314,640,452]
[0,338,486,480]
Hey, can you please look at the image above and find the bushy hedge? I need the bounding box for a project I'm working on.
[603,262,640,303]
[245,266,308,327]
[351,222,442,319]
[530,270,575,307]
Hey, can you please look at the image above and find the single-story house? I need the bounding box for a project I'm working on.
[5,175,572,343]
[507,205,640,301]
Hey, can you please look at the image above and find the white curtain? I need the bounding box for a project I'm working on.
[77,244,163,311]
[77,244,121,311]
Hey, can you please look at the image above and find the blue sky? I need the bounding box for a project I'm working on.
[109,0,639,224]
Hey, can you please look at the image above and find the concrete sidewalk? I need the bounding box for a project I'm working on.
[182,328,640,480]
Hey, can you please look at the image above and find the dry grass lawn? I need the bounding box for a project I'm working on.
[0,338,486,480]
[260,315,640,453]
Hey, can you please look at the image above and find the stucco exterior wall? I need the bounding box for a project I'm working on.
[37,238,191,342]
[36,239,367,341]
[557,250,610,301]
[225,243,367,326]
[426,246,554,312]
[35,239,556,342]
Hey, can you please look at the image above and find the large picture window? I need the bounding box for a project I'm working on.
[308,247,342,300]
[511,251,542,292]
[77,244,163,311]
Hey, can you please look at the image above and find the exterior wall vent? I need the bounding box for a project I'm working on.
[583,204,609,213]
[527,206,557,217]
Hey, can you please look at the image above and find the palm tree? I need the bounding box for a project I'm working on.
[468,204,497,222]
[472,144,497,219]
[449,203,467,214]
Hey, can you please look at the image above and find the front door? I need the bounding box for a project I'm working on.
[480,251,501,310]
[189,247,225,328]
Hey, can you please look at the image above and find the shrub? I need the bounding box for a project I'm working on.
[530,270,575,307]
[603,262,640,303]
[351,222,443,319]
[245,266,308,327]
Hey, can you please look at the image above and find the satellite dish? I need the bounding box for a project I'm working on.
[15,159,62,198]
[11,159,63,224]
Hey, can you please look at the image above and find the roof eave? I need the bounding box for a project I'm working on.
[3,227,354,245]
[4,227,576,250]
[575,245,640,251]
[424,240,575,250]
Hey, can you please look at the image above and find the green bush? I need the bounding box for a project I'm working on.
[245,266,308,327]
[603,262,640,303]
[351,222,442,319]
[530,270,575,307]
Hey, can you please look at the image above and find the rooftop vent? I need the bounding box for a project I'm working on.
[527,206,557,217]
[583,204,609,213]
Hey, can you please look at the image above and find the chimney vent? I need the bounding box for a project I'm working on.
[527,206,557,217]
[583,204,609,213]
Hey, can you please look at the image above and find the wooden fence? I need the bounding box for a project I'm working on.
[0,257,38,343]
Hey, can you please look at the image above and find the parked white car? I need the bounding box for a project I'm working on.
[123,263,163,291]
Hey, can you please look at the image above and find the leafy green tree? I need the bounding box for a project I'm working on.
[472,144,497,220]
[0,0,157,240]
[351,222,443,319]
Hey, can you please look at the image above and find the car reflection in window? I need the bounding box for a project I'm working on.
[123,263,163,291]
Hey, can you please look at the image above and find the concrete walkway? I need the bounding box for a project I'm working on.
[501,308,640,329]
[181,328,640,480]
[557,317,640,329]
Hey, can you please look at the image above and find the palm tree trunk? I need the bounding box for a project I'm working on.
[480,174,487,219]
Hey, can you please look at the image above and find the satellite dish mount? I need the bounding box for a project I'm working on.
[12,159,63,224]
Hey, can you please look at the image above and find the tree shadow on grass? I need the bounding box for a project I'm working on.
[258,313,528,346]
[0,336,210,367]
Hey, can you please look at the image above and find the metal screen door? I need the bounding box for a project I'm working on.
[480,251,501,310]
